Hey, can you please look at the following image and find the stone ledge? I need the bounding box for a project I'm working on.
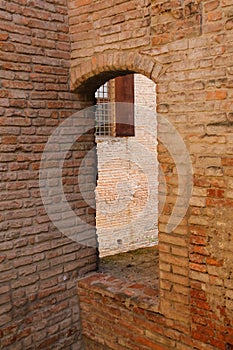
[78,272,159,312]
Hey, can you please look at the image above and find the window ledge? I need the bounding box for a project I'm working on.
[78,272,159,312]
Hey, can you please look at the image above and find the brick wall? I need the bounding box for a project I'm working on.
[1,0,233,349]
[78,270,232,349]
[0,0,97,349]
[69,0,233,349]
[96,74,158,257]
[134,73,157,109]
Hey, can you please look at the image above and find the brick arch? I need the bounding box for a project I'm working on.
[70,51,164,94]
[71,48,193,334]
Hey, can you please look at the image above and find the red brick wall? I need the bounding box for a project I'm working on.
[0,0,97,349]
[1,0,233,349]
[78,273,200,350]
[78,271,232,350]
[69,0,233,349]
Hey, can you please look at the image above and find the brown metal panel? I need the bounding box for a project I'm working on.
[115,74,135,137]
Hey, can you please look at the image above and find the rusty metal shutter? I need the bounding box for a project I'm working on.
[115,74,135,137]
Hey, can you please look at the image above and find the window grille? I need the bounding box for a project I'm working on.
[95,82,114,137]
[95,75,135,137]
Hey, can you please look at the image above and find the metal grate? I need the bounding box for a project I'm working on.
[95,82,114,137]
